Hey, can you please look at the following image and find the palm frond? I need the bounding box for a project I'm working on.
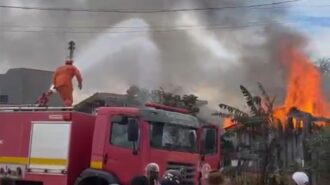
[240,85,258,116]
[253,96,262,106]
[219,103,249,117]
[257,82,271,104]
[270,96,276,108]
[212,112,233,118]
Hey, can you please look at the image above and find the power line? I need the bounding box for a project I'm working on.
[0,21,270,30]
[0,0,301,13]
[0,22,268,34]
[0,24,149,29]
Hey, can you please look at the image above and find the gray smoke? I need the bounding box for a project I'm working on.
[0,0,302,122]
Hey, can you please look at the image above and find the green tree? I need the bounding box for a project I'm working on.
[157,88,201,115]
[316,58,330,75]
[182,94,200,116]
[307,127,330,180]
[126,85,150,106]
[125,86,203,115]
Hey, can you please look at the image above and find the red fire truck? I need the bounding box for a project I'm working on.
[0,103,220,185]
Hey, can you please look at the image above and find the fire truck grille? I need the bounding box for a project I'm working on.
[166,162,196,185]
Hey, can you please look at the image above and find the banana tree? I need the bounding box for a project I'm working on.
[214,83,282,185]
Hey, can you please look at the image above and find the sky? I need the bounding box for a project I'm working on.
[286,0,330,59]
[0,0,330,116]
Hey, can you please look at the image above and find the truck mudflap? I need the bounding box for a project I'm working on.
[74,169,119,185]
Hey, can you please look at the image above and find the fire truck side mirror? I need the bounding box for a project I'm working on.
[205,129,216,152]
[128,119,138,142]
[201,128,216,155]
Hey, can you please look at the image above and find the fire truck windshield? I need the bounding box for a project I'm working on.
[149,122,197,153]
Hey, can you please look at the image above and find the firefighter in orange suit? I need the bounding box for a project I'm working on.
[52,59,82,107]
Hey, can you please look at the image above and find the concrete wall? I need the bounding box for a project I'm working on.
[0,68,61,106]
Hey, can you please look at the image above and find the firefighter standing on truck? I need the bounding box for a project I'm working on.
[52,59,82,106]
[52,41,82,107]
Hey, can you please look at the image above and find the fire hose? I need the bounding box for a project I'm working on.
[35,85,56,107]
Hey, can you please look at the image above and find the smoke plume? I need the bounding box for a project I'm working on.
[0,0,305,122]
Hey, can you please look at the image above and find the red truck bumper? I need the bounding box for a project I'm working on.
[24,173,67,185]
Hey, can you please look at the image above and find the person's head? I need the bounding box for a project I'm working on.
[65,59,73,65]
[292,172,309,185]
[145,163,160,185]
[160,170,182,185]
[131,176,149,185]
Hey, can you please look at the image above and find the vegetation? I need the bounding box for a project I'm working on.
[316,58,330,75]
[307,127,330,183]
[126,85,203,115]
[215,82,330,185]
[214,83,281,185]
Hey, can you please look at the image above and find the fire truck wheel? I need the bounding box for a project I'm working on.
[74,169,118,185]
[1,178,16,185]
[77,177,108,185]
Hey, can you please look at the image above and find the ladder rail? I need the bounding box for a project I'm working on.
[0,105,73,111]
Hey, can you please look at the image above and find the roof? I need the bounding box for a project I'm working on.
[0,67,61,106]
[3,68,53,74]
[78,92,126,103]
[75,92,210,122]
[195,100,208,107]
[74,92,130,113]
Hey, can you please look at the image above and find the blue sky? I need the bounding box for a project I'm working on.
[287,0,330,33]
[285,0,330,58]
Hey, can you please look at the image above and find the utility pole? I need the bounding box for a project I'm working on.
[68,41,75,60]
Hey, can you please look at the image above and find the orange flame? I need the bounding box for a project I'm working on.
[223,118,235,129]
[222,45,328,129]
[274,46,328,126]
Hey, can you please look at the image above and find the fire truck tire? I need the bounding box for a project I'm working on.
[74,169,119,185]
[1,178,16,185]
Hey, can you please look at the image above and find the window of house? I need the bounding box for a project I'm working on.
[0,95,8,104]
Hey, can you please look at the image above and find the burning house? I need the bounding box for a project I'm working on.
[217,46,330,185]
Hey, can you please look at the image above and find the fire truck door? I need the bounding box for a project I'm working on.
[103,115,142,184]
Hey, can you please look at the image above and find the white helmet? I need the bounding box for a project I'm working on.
[292,172,309,185]
[145,163,160,173]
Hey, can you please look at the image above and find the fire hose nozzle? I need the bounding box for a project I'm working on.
[49,85,56,93]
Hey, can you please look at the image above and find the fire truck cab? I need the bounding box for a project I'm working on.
[0,104,220,185]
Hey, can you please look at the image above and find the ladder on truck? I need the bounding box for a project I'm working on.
[0,105,73,112]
